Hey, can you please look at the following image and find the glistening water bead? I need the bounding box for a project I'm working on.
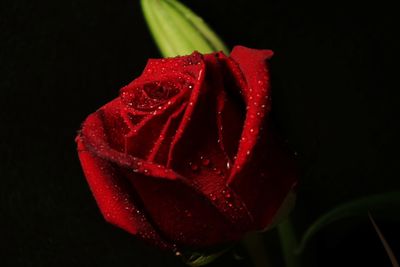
[190,163,199,171]
[201,157,210,166]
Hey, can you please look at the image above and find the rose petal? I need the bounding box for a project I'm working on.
[79,111,180,181]
[139,52,204,81]
[122,86,189,159]
[227,46,297,228]
[147,103,187,164]
[227,46,274,181]
[76,138,172,249]
[123,170,243,248]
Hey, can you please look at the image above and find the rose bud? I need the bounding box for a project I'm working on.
[76,46,298,251]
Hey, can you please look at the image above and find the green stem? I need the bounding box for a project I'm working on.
[243,233,272,267]
[277,218,301,267]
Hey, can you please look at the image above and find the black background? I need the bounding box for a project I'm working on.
[1,0,399,266]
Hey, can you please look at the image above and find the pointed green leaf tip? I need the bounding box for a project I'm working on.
[140,0,229,57]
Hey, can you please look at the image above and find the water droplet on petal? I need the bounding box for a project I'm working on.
[184,209,192,217]
[190,163,199,171]
[213,167,223,175]
[201,158,210,166]
[209,193,217,201]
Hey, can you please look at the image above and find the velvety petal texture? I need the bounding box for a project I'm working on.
[76,46,298,251]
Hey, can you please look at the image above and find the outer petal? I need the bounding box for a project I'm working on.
[76,137,172,249]
[122,169,245,248]
[227,46,298,229]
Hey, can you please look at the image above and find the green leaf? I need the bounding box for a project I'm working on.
[140,0,228,57]
[296,191,400,254]
[278,219,301,267]
[178,249,229,267]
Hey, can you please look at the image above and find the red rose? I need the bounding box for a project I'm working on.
[76,46,297,250]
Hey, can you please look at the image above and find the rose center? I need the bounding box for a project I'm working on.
[121,79,192,112]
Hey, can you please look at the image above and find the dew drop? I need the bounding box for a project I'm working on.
[213,167,223,175]
[226,161,231,169]
[184,209,192,217]
[201,157,210,166]
[190,163,199,171]
[209,193,217,201]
